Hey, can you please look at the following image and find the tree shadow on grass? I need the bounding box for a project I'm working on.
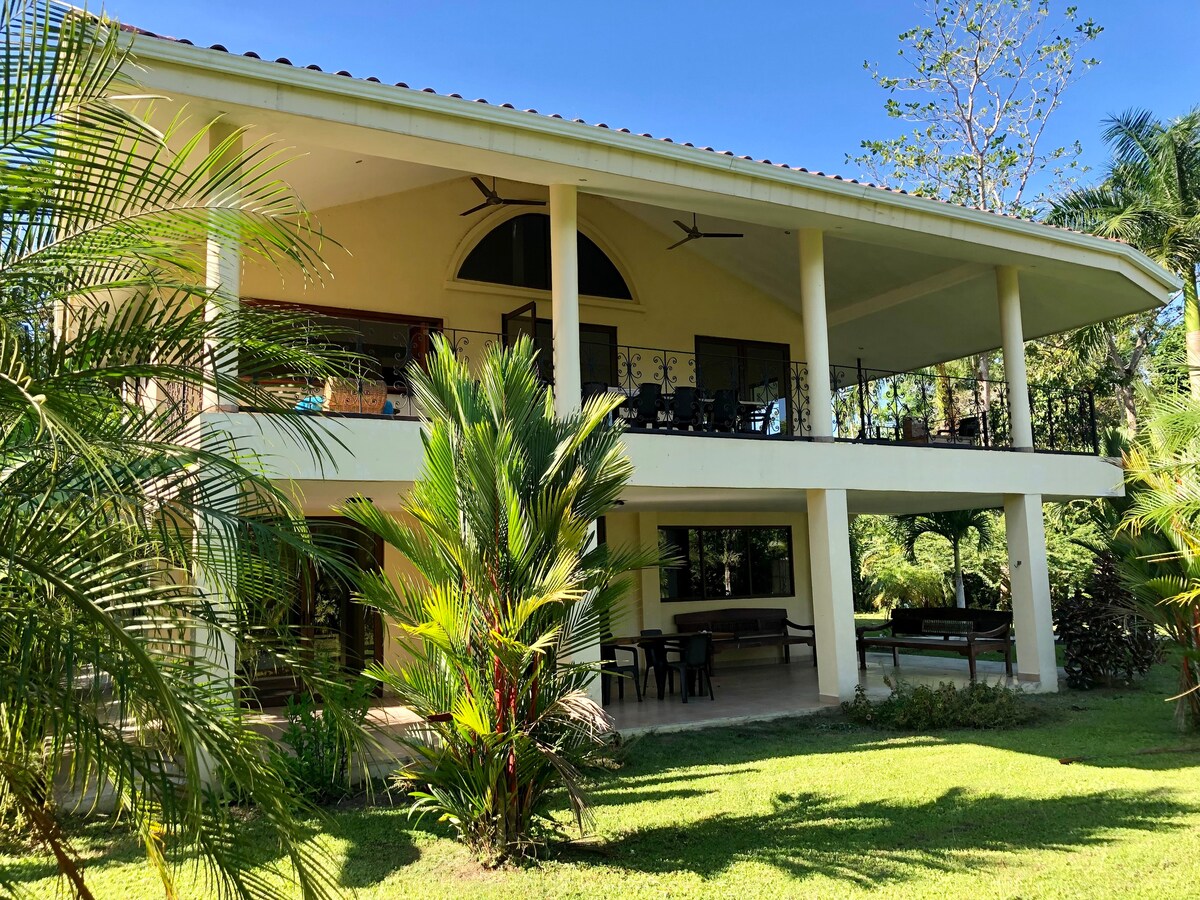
[577,787,1190,889]
[0,806,428,895]
[333,807,429,889]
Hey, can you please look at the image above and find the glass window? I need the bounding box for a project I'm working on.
[458,213,632,300]
[695,337,791,435]
[659,525,793,601]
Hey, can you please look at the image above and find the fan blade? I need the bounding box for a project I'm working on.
[470,176,495,198]
[666,234,697,250]
[700,232,744,238]
[671,219,692,232]
[459,201,491,216]
[501,199,546,206]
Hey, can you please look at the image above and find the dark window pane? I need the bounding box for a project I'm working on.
[660,526,701,600]
[581,325,617,385]
[458,213,631,300]
[748,527,793,596]
[659,525,792,601]
[695,338,742,394]
[701,528,750,599]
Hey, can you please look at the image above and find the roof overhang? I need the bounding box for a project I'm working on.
[124,34,1182,371]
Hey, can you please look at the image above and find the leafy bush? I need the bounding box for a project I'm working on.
[841,678,1028,730]
[277,681,372,804]
[1054,555,1162,689]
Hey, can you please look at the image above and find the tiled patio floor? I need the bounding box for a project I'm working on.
[251,653,1049,767]
[605,652,1041,735]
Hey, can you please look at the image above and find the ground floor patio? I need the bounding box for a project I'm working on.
[603,653,1043,735]
[250,653,1048,760]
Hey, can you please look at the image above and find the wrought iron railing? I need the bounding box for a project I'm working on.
[243,326,504,418]
[236,328,1100,454]
[829,362,1010,448]
[598,342,812,436]
[828,361,1098,454]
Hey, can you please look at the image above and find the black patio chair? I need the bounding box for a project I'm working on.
[629,382,664,428]
[669,386,704,430]
[666,633,715,703]
[708,388,741,432]
[582,381,610,402]
[600,637,642,704]
[638,628,668,696]
[956,415,981,441]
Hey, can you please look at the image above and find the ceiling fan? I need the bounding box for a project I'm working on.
[459,176,546,216]
[667,213,744,250]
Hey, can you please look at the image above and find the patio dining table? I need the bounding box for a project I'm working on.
[602,631,735,700]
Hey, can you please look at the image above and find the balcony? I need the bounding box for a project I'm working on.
[240,328,1100,456]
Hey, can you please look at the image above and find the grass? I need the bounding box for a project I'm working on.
[5,664,1200,899]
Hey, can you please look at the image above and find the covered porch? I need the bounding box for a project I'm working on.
[603,654,1034,736]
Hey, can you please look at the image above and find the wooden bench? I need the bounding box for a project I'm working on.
[856,607,1013,680]
[673,608,816,666]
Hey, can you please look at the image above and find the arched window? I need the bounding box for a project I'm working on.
[457,213,631,300]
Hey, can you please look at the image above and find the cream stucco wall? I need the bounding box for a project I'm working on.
[241,178,807,364]
[605,509,814,667]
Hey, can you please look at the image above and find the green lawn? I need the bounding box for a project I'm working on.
[6,665,1200,899]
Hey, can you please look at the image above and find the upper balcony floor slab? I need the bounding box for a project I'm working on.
[211,412,1123,514]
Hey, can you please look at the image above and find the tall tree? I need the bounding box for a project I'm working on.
[1,3,366,897]
[896,510,995,608]
[1048,109,1200,398]
[852,0,1101,217]
[340,336,660,865]
[852,0,1102,394]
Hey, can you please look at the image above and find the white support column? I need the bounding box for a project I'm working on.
[807,488,859,701]
[996,265,1033,450]
[203,122,242,413]
[1004,493,1059,691]
[579,518,604,707]
[549,183,581,418]
[800,229,832,440]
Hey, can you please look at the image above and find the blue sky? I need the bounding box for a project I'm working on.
[109,1,1198,197]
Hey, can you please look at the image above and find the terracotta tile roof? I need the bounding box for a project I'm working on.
[118,24,1114,242]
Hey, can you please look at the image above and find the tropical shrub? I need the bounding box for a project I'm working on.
[1116,392,1200,729]
[1054,556,1161,689]
[842,678,1028,730]
[341,335,659,866]
[277,681,374,804]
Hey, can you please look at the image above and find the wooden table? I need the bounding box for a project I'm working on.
[602,631,734,701]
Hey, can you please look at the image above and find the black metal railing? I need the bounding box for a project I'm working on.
[1029,384,1100,454]
[598,343,811,436]
[830,363,1010,448]
[237,328,1100,455]
[827,361,1098,454]
[243,326,504,418]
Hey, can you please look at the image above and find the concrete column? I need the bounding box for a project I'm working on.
[996,265,1033,450]
[800,229,832,440]
[549,183,581,417]
[203,122,242,413]
[1004,493,1058,691]
[580,519,604,707]
[806,488,859,701]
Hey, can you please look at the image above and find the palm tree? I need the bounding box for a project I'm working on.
[895,510,994,608]
[1,4,368,897]
[1117,388,1200,729]
[339,335,660,866]
[1048,108,1200,397]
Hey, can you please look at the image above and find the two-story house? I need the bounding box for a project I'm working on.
[121,24,1179,717]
